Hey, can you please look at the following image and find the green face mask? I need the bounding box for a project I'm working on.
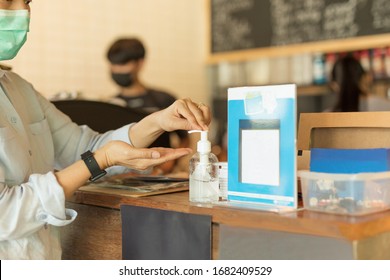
[0,9,30,61]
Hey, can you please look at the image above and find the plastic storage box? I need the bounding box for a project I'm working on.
[298,171,390,215]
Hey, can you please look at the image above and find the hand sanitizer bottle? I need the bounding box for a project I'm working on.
[188,130,219,204]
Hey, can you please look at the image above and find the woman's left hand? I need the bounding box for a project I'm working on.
[129,98,212,148]
[155,98,211,132]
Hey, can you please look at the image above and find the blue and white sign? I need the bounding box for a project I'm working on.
[227,84,297,210]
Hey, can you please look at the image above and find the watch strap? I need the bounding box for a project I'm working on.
[81,150,107,181]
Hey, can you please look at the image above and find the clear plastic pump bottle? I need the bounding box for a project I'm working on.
[188,130,219,203]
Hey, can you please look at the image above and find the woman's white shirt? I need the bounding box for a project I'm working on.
[0,69,132,259]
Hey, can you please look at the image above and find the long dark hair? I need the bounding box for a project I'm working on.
[331,54,366,112]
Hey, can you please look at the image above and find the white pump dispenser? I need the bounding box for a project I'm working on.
[191,130,211,164]
[188,130,219,203]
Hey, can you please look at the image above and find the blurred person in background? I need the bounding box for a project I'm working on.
[329,54,390,112]
[106,37,190,174]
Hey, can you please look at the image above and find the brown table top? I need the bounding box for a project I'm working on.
[68,187,390,242]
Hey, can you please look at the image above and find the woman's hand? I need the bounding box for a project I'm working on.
[96,140,192,171]
[129,98,211,148]
[155,98,211,132]
[56,141,191,199]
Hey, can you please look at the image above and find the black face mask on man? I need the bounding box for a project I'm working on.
[111,72,134,87]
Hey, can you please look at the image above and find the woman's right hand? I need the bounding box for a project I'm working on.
[95,140,192,171]
[56,140,191,199]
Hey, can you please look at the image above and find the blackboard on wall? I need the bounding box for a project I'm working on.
[211,0,390,54]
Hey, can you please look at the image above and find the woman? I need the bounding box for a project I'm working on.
[0,0,210,259]
[330,53,390,112]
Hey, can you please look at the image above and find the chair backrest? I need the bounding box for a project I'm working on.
[52,99,170,148]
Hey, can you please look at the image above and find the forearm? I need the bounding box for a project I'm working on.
[54,149,108,199]
[129,112,164,148]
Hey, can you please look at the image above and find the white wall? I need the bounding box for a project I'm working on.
[6,0,209,103]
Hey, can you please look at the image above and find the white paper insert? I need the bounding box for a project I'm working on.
[241,129,280,186]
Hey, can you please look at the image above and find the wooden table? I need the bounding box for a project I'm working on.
[61,187,390,260]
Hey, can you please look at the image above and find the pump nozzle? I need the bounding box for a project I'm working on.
[188,130,211,155]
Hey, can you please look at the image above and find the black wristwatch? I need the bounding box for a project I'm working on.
[81,150,107,182]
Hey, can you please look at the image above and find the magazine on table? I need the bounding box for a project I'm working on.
[79,172,189,197]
